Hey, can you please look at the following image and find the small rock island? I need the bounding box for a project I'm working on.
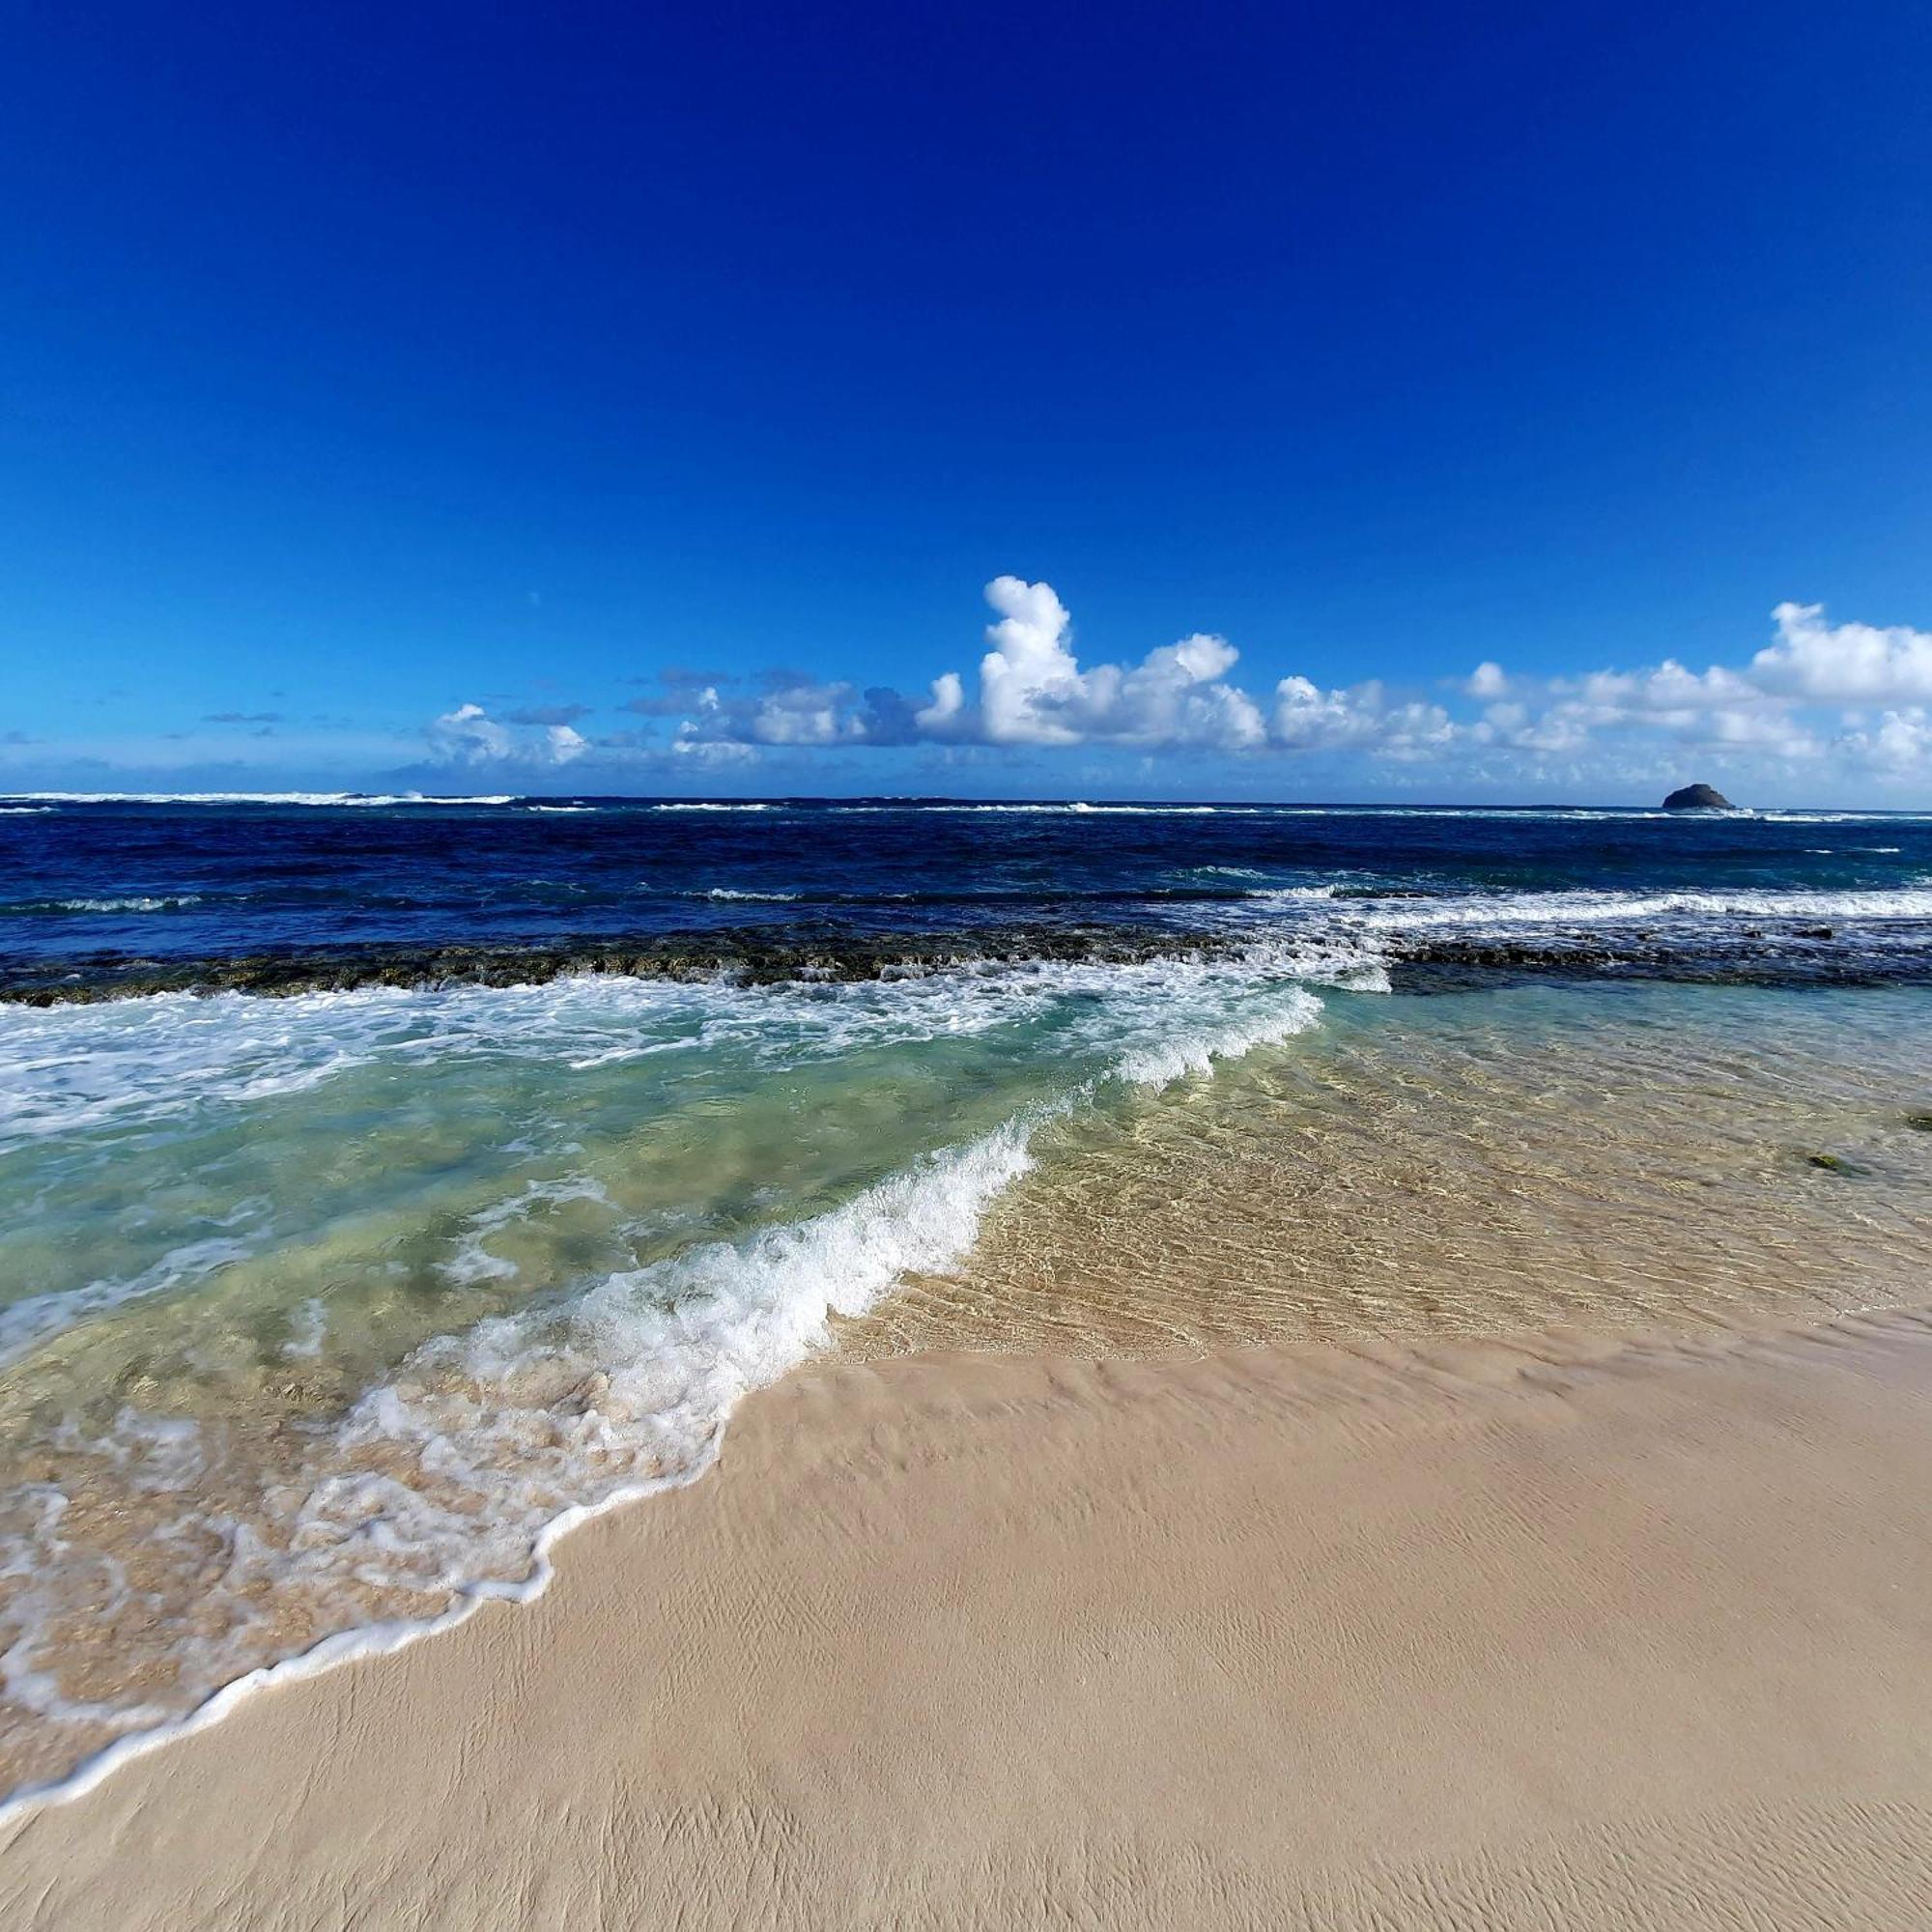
[1662,781,1734,810]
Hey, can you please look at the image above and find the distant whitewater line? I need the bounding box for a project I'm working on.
[0,791,518,808]
[13,793,1932,823]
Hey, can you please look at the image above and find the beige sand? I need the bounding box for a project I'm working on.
[7,1310,1932,1928]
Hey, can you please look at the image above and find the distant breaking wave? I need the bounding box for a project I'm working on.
[48,895,205,915]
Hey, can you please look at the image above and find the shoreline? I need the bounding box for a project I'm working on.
[8,1308,1932,1926]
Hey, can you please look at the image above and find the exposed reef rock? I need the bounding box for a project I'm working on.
[5,914,1926,1008]
[0,924,1247,1007]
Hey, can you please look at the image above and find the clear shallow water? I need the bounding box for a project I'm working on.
[4,798,1932,1802]
[853,981,1932,1355]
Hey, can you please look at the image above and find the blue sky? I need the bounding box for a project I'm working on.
[3,1,1928,802]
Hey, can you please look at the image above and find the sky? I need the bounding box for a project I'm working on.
[2,0,1929,804]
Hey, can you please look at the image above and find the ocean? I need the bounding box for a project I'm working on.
[5,794,1932,1804]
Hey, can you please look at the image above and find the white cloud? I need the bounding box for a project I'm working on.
[928,578,1267,751]
[1752,602,1932,703]
[1271,677,1457,758]
[915,670,967,735]
[667,678,867,751]
[977,577,1084,745]
[1840,706,1932,770]
[749,684,865,747]
[429,702,586,767]
[430,702,511,761]
[671,731,759,765]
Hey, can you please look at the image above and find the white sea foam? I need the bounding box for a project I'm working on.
[1109,983,1321,1087]
[1177,880,1932,991]
[1347,885,1932,930]
[702,887,800,901]
[1759,810,1932,825]
[49,895,203,915]
[0,952,1324,1167]
[956,801,1222,814]
[825,801,1230,815]
[1204,884,1932,962]
[0,980,740,1150]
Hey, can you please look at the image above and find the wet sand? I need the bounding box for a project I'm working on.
[7,1310,1932,1928]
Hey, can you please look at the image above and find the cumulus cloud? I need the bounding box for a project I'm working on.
[1272,677,1456,758]
[921,578,1267,751]
[668,678,868,750]
[430,701,510,761]
[975,578,1085,745]
[428,701,585,766]
[914,671,967,736]
[1840,707,1932,771]
[1459,608,1932,770]
[1750,602,1932,703]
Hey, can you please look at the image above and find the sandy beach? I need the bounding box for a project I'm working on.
[7,1307,1932,1928]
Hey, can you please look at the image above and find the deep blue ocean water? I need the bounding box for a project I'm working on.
[5,795,1932,980]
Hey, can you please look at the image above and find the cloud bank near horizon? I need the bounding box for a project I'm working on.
[11,581,1932,801]
[422,581,1932,791]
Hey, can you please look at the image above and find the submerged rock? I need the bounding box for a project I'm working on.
[1804,1151,1870,1177]
[1662,782,1734,810]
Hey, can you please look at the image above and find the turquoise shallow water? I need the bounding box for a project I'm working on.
[6,801,1932,1802]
